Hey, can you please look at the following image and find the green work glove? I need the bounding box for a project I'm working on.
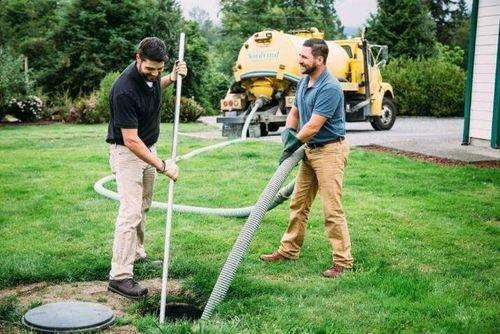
[281,127,297,146]
[279,128,303,165]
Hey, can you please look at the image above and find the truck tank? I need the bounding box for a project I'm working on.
[233,29,350,100]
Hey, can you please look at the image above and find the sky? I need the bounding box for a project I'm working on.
[177,0,472,28]
[178,0,377,28]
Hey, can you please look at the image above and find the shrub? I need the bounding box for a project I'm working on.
[383,58,465,117]
[0,48,29,112]
[4,96,42,122]
[42,91,73,121]
[62,95,100,124]
[436,43,465,67]
[94,72,120,123]
[160,86,175,122]
[162,94,205,123]
[79,94,103,124]
[200,69,230,115]
[45,71,118,124]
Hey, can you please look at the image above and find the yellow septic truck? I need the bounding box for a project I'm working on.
[217,28,397,137]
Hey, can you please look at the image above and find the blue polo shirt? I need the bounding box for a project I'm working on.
[295,69,345,144]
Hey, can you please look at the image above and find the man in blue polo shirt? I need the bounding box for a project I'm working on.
[106,37,187,298]
[260,38,353,278]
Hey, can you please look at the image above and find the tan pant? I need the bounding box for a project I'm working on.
[278,139,353,268]
[109,144,156,280]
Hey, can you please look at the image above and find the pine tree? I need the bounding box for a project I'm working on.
[0,0,59,50]
[34,0,208,99]
[40,0,156,96]
[428,0,470,48]
[366,0,437,59]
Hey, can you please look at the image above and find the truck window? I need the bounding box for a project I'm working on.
[340,45,353,58]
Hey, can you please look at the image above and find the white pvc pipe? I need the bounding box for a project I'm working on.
[160,32,185,324]
[94,174,255,217]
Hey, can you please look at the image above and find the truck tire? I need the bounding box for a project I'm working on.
[370,97,397,131]
[268,123,280,132]
[259,123,269,136]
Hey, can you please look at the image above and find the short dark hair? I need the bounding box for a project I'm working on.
[303,38,329,63]
[136,37,168,62]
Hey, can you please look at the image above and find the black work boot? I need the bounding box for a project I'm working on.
[108,278,148,299]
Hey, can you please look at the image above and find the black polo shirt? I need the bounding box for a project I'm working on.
[106,62,162,147]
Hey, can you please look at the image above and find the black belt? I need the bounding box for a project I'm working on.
[111,143,156,150]
[306,137,344,148]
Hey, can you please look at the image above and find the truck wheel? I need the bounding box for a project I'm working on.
[260,123,269,136]
[268,123,280,132]
[370,97,397,131]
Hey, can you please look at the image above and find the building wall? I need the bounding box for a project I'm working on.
[469,0,500,141]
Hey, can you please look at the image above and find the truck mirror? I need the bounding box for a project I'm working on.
[369,44,389,68]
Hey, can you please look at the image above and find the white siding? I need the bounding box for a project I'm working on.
[480,0,500,7]
[475,54,497,64]
[472,111,493,123]
[471,128,493,140]
[475,44,497,55]
[472,100,495,111]
[470,1,500,141]
[473,73,495,83]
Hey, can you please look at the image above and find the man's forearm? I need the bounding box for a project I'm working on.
[124,137,163,170]
[285,106,299,129]
[160,75,174,90]
[296,114,328,142]
[297,123,319,142]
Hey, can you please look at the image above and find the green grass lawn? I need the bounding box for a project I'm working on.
[0,123,499,333]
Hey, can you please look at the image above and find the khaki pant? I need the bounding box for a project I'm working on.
[278,140,353,268]
[109,144,156,280]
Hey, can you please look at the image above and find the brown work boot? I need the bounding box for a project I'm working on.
[108,278,148,299]
[321,264,351,278]
[259,251,291,262]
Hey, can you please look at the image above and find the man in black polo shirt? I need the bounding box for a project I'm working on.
[106,37,187,299]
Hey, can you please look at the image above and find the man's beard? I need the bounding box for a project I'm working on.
[142,72,158,82]
[138,67,158,82]
[300,63,316,75]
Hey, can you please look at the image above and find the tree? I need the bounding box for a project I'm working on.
[0,0,59,50]
[37,0,156,97]
[284,0,344,39]
[366,0,437,59]
[0,0,60,85]
[33,0,208,102]
[0,48,28,110]
[188,6,220,44]
[178,21,210,102]
[145,1,212,111]
[187,8,229,113]
[428,0,470,68]
[428,0,470,49]
[144,0,184,66]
